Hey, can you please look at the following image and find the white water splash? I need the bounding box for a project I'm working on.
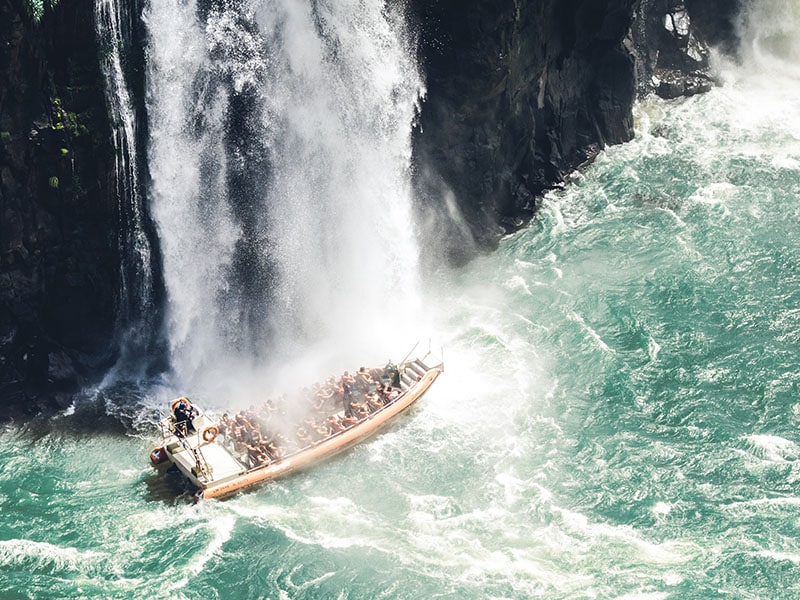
[145,0,424,400]
[95,0,157,373]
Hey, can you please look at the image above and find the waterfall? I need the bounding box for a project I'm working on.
[95,0,160,375]
[737,0,800,73]
[144,0,425,398]
[714,0,800,137]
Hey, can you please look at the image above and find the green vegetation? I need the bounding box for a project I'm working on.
[51,97,89,138]
[0,131,10,143]
[48,176,59,189]
[24,0,60,22]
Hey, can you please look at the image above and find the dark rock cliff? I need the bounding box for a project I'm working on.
[410,0,742,263]
[0,0,118,416]
[411,0,638,264]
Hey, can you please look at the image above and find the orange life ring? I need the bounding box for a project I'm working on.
[202,425,219,443]
[171,397,190,412]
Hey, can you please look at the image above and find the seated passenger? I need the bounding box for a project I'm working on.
[260,439,281,461]
[246,444,267,467]
[341,415,359,428]
[366,393,384,411]
[326,415,345,433]
[311,421,329,439]
[296,427,313,447]
[349,402,369,419]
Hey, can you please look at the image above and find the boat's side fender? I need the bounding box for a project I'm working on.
[150,447,169,466]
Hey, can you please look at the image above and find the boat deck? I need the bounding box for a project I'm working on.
[170,441,247,484]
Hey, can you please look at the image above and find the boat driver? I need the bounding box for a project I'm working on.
[173,399,196,435]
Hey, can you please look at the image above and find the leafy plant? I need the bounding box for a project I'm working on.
[24,0,61,22]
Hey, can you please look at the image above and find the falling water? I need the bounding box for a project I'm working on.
[145,0,425,399]
[94,0,159,374]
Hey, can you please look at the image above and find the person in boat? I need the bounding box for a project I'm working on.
[326,415,345,434]
[246,443,268,468]
[355,367,372,392]
[341,371,356,410]
[366,392,384,412]
[173,398,195,435]
[218,413,232,439]
[296,426,313,447]
[384,361,401,388]
[349,400,369,419]
[340,414,359,428]
[259,438,281,461]
[369,366,384,382]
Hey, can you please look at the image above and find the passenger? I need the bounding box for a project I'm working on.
[341,414,359,428]
[355,367,373,392]
[296,427,313,447]
[366,393,383,411]
[314,384,334,412]
[246,444,267,467]
[313,422,329,439]
[218,413,231,438]
[369,366,383,381]
[348,401,368,419]
[326,415,345,433]
[260,439,281,461]
[246,425,262,445]
[341,371,356,407]
[173,399,195,434]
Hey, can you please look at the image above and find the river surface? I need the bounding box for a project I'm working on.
[4,42,800,600]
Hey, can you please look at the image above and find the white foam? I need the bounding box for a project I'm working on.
[0,539,106,573]
[568,311,613,353]
[741,434,799,463]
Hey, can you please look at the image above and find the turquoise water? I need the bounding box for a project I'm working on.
[4,78,800,598]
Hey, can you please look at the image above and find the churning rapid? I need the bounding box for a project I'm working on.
[146,0,425,399]
[3,0,800,598]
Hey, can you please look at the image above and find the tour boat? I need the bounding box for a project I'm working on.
[149,350,443,501]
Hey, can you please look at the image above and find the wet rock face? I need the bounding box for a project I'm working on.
[410,0,637,264]
[410,0,742,262]
[633,0,712,99]
[633,0,743,99]
[0,0,118,416]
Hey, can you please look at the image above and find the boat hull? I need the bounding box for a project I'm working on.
[200,365,441,500]
[151,353,443,501]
